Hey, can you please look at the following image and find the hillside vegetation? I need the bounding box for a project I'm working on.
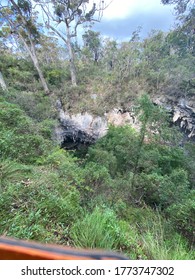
[0,0,195,259]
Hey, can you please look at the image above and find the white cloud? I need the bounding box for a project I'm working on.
[103,0,173,20]
[103,0,138,19]
[93,0,175,40]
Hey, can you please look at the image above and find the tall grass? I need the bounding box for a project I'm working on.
[70,207,118,249]
[0,160,30,189]
[140,214,194,260]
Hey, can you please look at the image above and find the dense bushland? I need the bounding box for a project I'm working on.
[0,0,195,260]
[0,89,194,259]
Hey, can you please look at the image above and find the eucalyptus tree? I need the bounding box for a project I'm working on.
[102,38,118,71]
[35,0,111,86]
[0,41,7,91]
[162,0,195,58]
[82,30,102,64]
[0,0,50,94]
[0,71,7,91]
[161,0,194,14]
[131,94,170,190]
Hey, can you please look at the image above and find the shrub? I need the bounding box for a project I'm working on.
[134,169,190,208]
[0,160,30,190]
[92,126,138,174]
[70,206,138,253]
[158,169,189,207]
[45,148,85,187]
[82,162,112,199]
[87,147,117,176]
[0,164,82,243]
[166,190,195,244]
[4,90,56,121]
[45,68,69,86]
[0,100,52,163]
[140,215,194,260]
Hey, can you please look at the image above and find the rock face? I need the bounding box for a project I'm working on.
[55,100,139,148]
[55,100,107,148]
[172,101,195,139]
[154,96,195,139]
[55,98,195,149]
[59,111,107,149]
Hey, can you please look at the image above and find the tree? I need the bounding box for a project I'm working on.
[102,38,118,71]
[82,30,102,64]
[179,8,195,55]
[0,0,50,94]
[141,30,170,91]
[0,71,7,91]
[161,0,193,14]
[131,94,170,191]
[36,0,110,86]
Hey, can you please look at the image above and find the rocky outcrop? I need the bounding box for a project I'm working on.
[55,98,195,149]
[55,100,139,148]
[154,96,195,139]
[55,100,107,148]
[172,101,195,139]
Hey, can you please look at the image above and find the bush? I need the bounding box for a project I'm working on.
[0,164,82,243]
[82,162,112,199]
[0,100,52,163]
[158,169,189,207]
[166,190,195,244]
[140,215,194,260]
[87,125,138,174]
[3,90,56,121]
[134,169,190,208]
[70,206,139,256]
[0,160,30,190]
[45,68,69,86]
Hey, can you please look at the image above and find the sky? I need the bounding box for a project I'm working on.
[93,0,176,40]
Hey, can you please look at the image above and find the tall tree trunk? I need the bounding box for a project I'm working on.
[19,33,50,95]
[0,71,7,91]
[42,12,77,86]
[32,53,50,94]
[66,25,77,86]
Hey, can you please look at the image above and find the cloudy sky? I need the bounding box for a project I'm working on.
[93,0,176,40]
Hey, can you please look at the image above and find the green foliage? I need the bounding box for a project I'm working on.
[140,217,194,260]
[70,206,140,257]
[0,100,52,163]
[70,205,194,260]
[82,30,102,63]
[158,169,189,207]
[70,207,120,249]
[1,5,195,259]
[133,164,189,208]
[184,142,195,184]
[166,190,195,244]
[89,125,138,174]
[82,162,112,199]
[0,165,82,242]
[85,120,189,207]
[3,90,56,121]
[0,52,37,91]
[0,160,30,190]
[45,67,70,86]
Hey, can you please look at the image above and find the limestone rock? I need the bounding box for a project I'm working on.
[172,102,195,138]
[56,101,138,148]
[56,97,195,149]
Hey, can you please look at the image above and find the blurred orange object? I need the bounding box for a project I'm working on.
[0,237,128,260]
